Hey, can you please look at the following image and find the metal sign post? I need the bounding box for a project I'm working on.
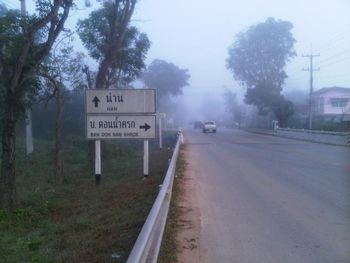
[157,113,166,150]
[95,140,101,185]
[143,140,149,177]
[159,118,162,150]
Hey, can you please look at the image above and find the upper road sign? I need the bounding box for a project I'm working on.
[86,89,156,114]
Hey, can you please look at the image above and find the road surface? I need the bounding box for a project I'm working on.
[180,128,350,263]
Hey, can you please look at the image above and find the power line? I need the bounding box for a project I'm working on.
[318,38,350,55]
[0,0,18,9]
[317,49,350,65]
[318,56,350,68]
[316,28,350,50]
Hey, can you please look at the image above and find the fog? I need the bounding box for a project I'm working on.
[7,0,350,126]
[131,0,350,125]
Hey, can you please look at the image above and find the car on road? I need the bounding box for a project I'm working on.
[202,121,217,133]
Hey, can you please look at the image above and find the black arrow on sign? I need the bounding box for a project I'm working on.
[140,123,151,131]
[92,96,100,107]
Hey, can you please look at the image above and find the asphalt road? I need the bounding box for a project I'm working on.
[183,128,350,263]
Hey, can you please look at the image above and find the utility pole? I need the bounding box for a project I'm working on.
[303,52,320,130]
[20,0,34,155]
[20,0,25,12]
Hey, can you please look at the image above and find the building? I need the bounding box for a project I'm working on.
[313,87,350,121]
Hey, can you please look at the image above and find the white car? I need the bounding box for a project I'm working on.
[202,121,217,133]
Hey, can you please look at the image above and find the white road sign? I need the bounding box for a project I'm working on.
[86,89,156,114]
[86,115,156,139]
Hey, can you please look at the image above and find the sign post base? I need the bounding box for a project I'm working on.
[95,174,101,185]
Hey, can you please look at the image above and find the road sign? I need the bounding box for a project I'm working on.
[86,89,156,114]
[86,115,156,139]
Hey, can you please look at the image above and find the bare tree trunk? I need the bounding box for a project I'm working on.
[0,92,17,210]
[95,0,136,89]
[55,86,63,184]
[82,65,93,89]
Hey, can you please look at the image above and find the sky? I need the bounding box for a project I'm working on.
[2,0,350,121]
[131,0,350,91]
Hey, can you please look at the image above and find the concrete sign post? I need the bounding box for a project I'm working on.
[157,113,166,150]
[95,140,101,185]
[143,140,149,177]
[159,118,162,150]
[86,89,156,114]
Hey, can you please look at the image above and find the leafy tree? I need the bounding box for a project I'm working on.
[77,0,138,89]
[142,59,190,109]
[36,43,76,185]
[0,0,73,210]
[78,11,149,88]
[270,94,294,127]
[223,89,245,127]
[0,3,7,16]
[110,26,150,88]
[226,17,296,127]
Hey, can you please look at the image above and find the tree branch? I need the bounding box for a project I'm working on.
[33,1,72,66]
[95,0,136,89]
[35,71,59,104]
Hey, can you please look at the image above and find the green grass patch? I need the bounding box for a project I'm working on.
[0,131,177,263]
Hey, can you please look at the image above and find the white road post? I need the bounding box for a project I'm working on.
[25,110,33,154]
[20,0,34,155]
[143,140,149,177]
[95,140,101,185]
[159,117,162,150]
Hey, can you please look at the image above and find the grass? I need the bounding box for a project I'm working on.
[158,145,187,263]
[0,132,177,263]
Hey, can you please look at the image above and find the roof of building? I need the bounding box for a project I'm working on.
[313,86,350,95]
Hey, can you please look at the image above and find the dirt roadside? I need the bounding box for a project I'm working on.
[175,144,208,263]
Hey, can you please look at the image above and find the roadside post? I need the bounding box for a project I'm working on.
[143,140,149,177]
[95,140,101,185]
[85,89,156,184]
[157,113,166,150]
[159,118,162,150]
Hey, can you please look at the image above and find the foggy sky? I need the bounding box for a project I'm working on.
[2,0,350,121]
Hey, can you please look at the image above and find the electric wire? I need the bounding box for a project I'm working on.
[0,0,18,9]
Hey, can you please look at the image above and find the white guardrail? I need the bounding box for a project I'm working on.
[275,128,350,146]
[246,127,350,146]
[126,131,184,263]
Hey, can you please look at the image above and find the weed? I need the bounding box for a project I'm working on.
[1,132,177,263]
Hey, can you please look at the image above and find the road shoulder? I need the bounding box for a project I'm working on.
[176,144,208,263]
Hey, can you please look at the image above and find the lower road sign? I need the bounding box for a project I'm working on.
[86,115,156,139]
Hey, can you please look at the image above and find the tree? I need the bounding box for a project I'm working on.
[226,17,296,126]
[0,0,73,210]
[37,43,75,185]
[270,94,294,127]
[110,27,150,88]
[223,89,245,127]
[142,59,190,109]
[0,3,7,17]
[77,0,138,89]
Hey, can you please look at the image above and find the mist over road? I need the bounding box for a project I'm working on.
[183,128,350,263]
